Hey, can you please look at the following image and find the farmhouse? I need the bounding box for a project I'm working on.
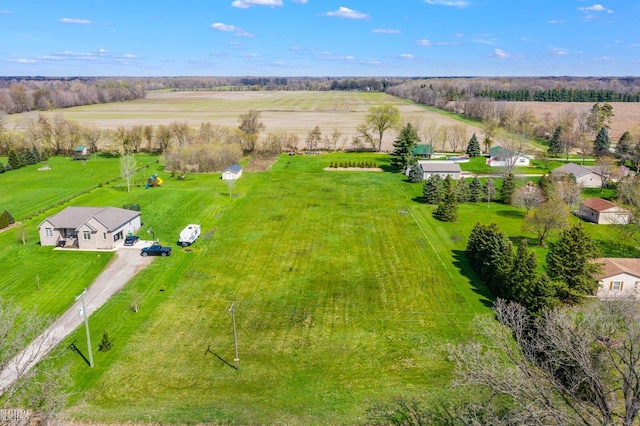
[485,146,531,167]
[551,163,603,188]
[415,160,462,180]
[222,164,242,180]
[578,197,631,225]
[38,206,141,250]
[595,258,640,299]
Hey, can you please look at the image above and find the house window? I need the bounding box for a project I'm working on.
[83,231,91,240]
[45,228,53,237]
[103,233,107,240]
[612,281,622,291]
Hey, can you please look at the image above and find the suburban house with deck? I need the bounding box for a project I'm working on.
[222,164,242,180]
[578,197,632,225]
[595,258,640,299]
[38,206,141,250]
[413,160,462,180]
[485,146,531,167]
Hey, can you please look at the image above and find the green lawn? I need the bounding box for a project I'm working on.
[2,152,636,424]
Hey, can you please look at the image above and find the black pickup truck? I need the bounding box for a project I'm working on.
[140,244,172,257]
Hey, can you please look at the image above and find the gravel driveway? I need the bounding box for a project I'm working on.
[0,242,155,392]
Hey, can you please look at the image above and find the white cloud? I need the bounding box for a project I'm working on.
[291,0,307,3]
[59,18,92,25]
[210,22,254,37]
[231,0,283,8]
[424,0,469,7]
[326,7,369,19]
[416,39,432,46]
[0,10,13,14]
[470,38,497,45]
[488,48,523,59]
[6,58,36,63]
[548,47,569,56]
[399,54,415,60]
[547,19,565,24]
[372,29,400,34]
[578,4,613,13]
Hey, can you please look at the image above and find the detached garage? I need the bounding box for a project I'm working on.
[222,164,242,180]
[578,198,631,225]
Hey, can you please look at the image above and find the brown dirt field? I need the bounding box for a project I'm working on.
[5,91,483,152]
[505,101,640,142]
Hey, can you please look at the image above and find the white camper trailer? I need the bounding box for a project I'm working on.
[178,224,201,247]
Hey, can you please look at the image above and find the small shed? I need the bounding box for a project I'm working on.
[578,198,631,225]
[222,164,242,180]
[73,145,90,160]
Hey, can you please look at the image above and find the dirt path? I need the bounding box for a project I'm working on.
[0,243,155,393]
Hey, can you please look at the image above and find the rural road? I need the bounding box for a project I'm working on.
[0,242,155,393]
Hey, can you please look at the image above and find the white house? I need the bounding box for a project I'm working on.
[414,160,462,180]
[551,163,603,189]
[595,258,640,299]
[578,198,632,225]
[485,146,531,167]
[38,206,141,250]
[222,164,242,180]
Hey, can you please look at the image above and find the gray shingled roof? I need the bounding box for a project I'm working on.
[552,163,595,178]
[39,206,140,232]
[417,161,461,173]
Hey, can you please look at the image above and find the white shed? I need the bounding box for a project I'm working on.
[222,164,242,180]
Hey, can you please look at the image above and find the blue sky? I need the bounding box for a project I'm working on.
[0,0,638,77]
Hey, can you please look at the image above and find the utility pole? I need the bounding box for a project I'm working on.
[76,289,94,368]
[229,303,239,370]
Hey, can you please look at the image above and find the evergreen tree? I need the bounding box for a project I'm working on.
[2,210,14,225]
[616,131,633,162]
[466,222,513,294]
[0,213,8,229]
[7,149,22,170]
[31,146,41,163]
[408,163,423,183]
[500,173,517,205]
[545,224,601,303]
[0,161,4,173]
[98,331,113,352]
[423,174,444,204]
[390,122,420,172]
[469,177,483,202]
[504,239,557,312]
[466,133,481,157]
[455,178,470,202]
[22,147,36,165]
[593,127,611,157]
[434,176,458,222]
[548,125,563,156]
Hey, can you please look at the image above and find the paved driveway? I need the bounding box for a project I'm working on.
[0,243,155,392]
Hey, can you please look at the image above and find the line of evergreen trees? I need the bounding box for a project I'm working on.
[2,147,45,172]
[328,161,377,168]
[466,222,601,313]
[475,88,640,102]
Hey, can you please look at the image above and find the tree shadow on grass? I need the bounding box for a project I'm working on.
[452,249,495,309]
[496,209,526,219]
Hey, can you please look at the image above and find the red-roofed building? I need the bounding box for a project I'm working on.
[578,197,631,225]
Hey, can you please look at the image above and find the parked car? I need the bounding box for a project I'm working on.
[140,244,172,257]
[124,235,140,246]
[178,224,201,247]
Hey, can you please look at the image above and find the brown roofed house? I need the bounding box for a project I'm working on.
[578,197,631,225]
[595,258,640,299]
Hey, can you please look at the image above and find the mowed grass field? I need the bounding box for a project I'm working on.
[5,91,483,152]
[31,153,489,424]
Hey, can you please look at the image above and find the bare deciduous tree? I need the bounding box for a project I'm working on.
[238,110,265,153]
[305,125,322,151]
[523,198,569,246]
[120,150,137,192]
[513,183,545,213]
[450,298,640,426]
[447,124,467,153]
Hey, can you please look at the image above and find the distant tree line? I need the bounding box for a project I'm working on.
[475,87,640,102]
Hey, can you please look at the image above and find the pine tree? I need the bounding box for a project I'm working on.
[98,331,113,352]
[616,131,633,162]
[0,161,4,174]
[500,173,517,205]
[593,127,611,157]
[3,210,14,225]
[469,177,483,202]
[466,222,513,294]
[7,149,22,170]
[466,133,481,157]
[390,122,420,172]
[423,174,444,204]
[455,178,470,202]
[408,163,424,183]
[31,146,41,163]
[545,224,601,303]
[22,147,36,165]
[548,125,563,156]
[0,213,8,229]
[434,176,458,222]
